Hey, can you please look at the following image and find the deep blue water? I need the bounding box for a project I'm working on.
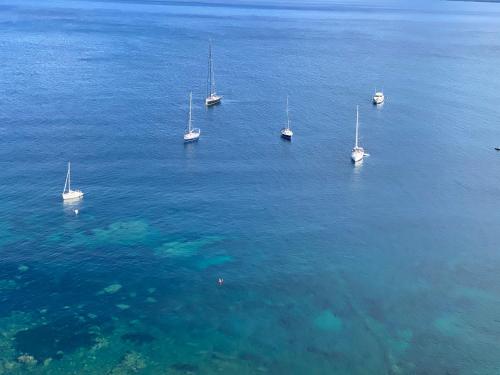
[1,0,500,373]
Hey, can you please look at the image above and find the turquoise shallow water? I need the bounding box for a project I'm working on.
[1,0,500,373]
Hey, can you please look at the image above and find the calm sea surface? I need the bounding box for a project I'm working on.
[1,0,500,373]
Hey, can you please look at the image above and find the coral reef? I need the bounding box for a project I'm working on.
[109,352,146,375]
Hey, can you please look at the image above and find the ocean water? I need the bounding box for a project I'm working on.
[1,0,500,373]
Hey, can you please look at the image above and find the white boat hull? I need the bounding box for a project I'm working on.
[205,95,221,106]
[351,148,364,163]
[184,128,201,142]
[373,93,384,105]
[62,190,84,200]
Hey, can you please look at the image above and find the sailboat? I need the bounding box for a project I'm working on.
[62,162,84,200]
[280,96,293,140]
[205,40,222,106]
[184,92,201,142]
[351,106,365,163]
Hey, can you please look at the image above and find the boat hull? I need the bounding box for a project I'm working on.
[62,190,84,200]
[373,95,384,105]
[184,128,201,142]
[205,95,221,106]
[351,148,364,163]
[281,128,293,140]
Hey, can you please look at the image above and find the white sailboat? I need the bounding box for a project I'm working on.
[184,92,201,142]
[373,89,384,105]
[205,40,222,106]
[62,162,84,200]
[280,96,293,140]
[351,106,365,163]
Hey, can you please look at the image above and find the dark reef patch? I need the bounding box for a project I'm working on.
[14,315,97,362]
[121,332,155,344]
[170,362,199,372]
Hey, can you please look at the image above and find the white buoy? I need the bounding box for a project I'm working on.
[74,209,79,215]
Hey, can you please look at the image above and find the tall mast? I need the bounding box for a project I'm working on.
[63,162,69,193]
[188,92,192,132]
[211,59,216,96]
[207,40,212,98]
[68,162,72,192]
[355,105,359,148]
[286,96,290,130]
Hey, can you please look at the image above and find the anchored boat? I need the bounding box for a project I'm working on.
[205,40,222,106]
[280,96,293,140]
[62,162,84,200]
[184,92,201,142]
[351,106,365,163]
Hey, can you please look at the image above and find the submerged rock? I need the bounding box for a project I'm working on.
[1,360,19,372]
[92,336,109,350]
[313,310,343,332]
[154,236,223,258]
[109,351,146,375]
[18,265,29,273]
[100,283,122,295]
[17,354,37,366]
[84,220,153,247]
[434,315,464,336]
[0,279,17,291]
[196,255,232,270]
